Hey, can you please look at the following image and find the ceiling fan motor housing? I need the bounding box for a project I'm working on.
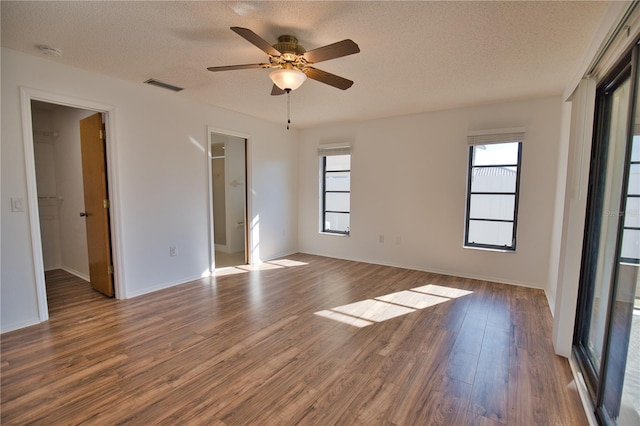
[273,35,306,61]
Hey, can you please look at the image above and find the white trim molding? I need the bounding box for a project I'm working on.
[19,86,124,324]
[206,126,253,272]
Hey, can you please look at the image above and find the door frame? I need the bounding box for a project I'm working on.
[19,86,124,322]
[206,126,252,272]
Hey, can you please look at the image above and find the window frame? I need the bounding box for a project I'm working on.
[464,140,523,251]
[321,153,351,235]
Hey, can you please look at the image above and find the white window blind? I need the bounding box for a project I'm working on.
[318,143,351,156]
[467,128,526,145]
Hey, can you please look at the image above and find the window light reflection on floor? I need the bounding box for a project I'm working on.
[315,284,473,328]
[214,258,309,276]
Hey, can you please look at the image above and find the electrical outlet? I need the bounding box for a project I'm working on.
[379,235,385,243]
[395,236,402,245]
[169,246,177,257]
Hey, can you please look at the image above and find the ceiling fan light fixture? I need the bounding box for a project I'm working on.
[270,68,306,91]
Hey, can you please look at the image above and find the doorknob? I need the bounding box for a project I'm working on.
[80,212,88,217]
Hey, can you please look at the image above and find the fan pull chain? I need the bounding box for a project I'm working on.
[286,89,291,130]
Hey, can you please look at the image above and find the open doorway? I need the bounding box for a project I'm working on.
[209,131,248,269]
[30,100,115,316]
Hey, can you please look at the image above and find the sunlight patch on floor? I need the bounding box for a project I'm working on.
[315,284,473,328]
[213,258,309,277]
[314,310,374,328]
[412,284,473,298]
[214,267,250,277]
[238,263,284,271]
[376,290,449,310]
[333,299,415,323]
[268,259,308,267]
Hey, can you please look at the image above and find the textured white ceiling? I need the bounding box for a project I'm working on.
[1,1,610,128]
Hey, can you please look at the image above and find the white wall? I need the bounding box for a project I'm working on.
[298,96,563,291]
[546,101,573,315]
[1,47,298,332]
[551,79,597,357]
[32,107,62,271]
[211,133,227,248]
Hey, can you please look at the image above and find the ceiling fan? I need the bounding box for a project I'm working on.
[207,27,360,95]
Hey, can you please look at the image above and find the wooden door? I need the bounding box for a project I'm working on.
[79,113,114,297]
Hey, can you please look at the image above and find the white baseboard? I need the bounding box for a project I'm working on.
[60,266,90,282]
[545,290,556,317]
[126,274,204,299]
[298,250,544,290]
[215,244,230,253]
[1,317,40,334]
[569,353,598,426]
[259,249,298,264]
[44,264,61,272]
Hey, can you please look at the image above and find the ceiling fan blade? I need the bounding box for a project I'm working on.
[207,63,269,72]
[302,39,360,64]
[271,85,286,96]
[304,67,354,90]
[231,27,281,57]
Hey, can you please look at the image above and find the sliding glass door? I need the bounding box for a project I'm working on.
[574,43,640,425]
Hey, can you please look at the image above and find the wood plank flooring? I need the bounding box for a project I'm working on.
[1,254,588,425]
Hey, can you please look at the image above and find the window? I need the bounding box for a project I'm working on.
[464,131,524,251]
[621,133,639,264]
[319,145,351,234]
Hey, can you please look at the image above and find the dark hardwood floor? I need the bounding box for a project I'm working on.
[1,254,587,425]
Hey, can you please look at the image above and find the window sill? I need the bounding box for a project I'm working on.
[463,245,515,253]
[320,231,350,237]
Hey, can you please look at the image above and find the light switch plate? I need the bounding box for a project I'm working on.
[11,197,24,212]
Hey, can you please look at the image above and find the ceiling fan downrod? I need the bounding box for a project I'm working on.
[286,88,291,130]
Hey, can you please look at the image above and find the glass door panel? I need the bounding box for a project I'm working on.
[583,74,631,376]
[601,70,640,425]
[590,77,631,370]
[574,43,640,425]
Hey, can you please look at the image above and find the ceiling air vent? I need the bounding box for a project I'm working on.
[144,78,184,92]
